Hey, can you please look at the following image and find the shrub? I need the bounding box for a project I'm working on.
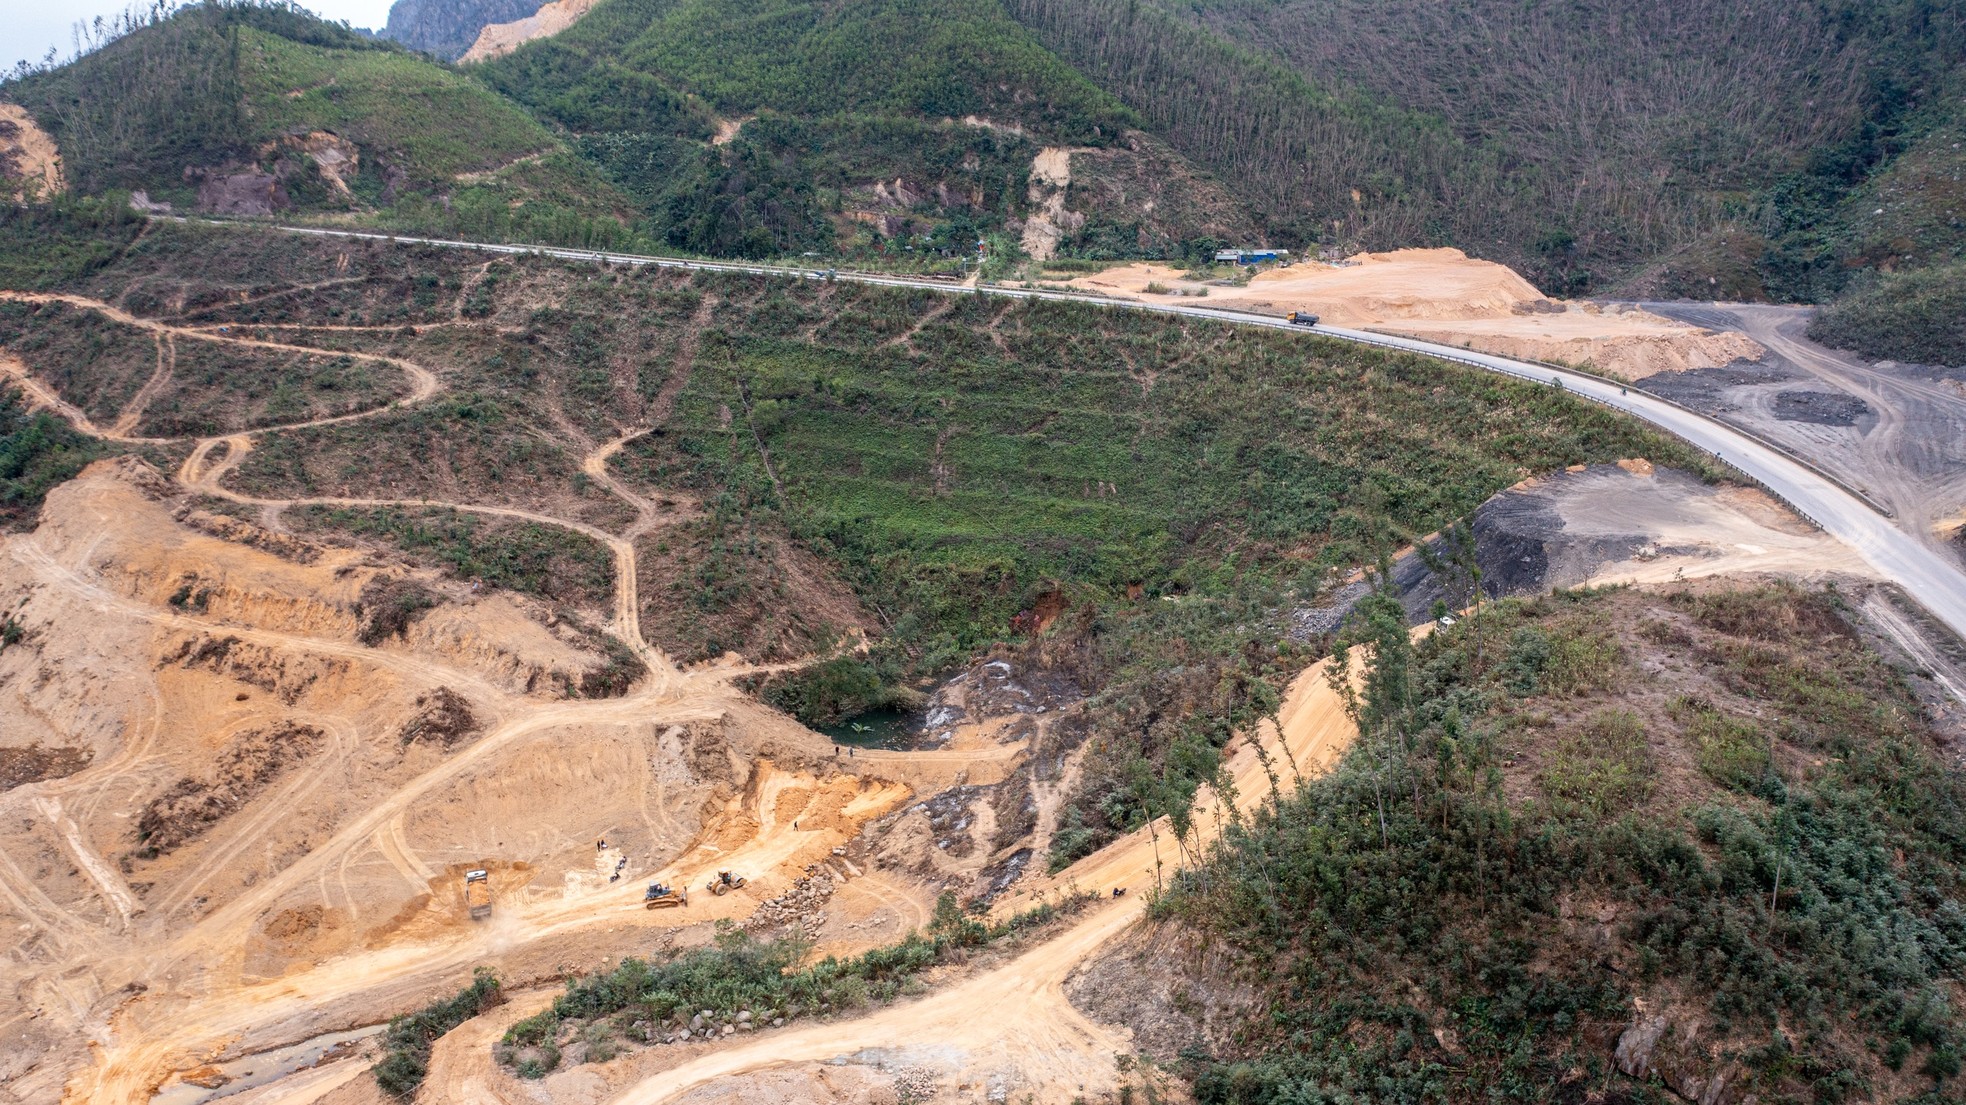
[374,969,503,1097]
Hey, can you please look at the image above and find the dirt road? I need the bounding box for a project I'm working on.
[1644,303,1966,552]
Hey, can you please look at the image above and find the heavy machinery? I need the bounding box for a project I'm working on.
[708,871,748,896]
[1286,311,1319,327]
[464,869,493,920]
[644,882,688,910]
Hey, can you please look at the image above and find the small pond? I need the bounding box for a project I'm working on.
[817,707,921,750]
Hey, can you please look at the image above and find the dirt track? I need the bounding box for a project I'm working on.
[1642,302,1966,557]
[0,289,929,1104]
[586,661,1359,1105]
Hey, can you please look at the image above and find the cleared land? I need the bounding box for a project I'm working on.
[1064,248,1765,379]
[0,218,1954,1105]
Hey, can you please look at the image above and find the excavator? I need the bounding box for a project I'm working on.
[707,870,748,896]
[643,881,688,910]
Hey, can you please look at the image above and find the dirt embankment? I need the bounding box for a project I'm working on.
[461,0,600,61]
[1063,248,1764,380]
[0,102,64,197]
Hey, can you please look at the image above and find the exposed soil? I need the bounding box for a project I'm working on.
[0,102,65,196]
[1392,462,1864,623]
[461,0,601,61]
[1060,249,1764,379]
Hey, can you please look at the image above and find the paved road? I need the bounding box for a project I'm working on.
[268,225,1966,642]
[1642,301,1966,545]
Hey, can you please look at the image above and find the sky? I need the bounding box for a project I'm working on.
[2,0,395,71]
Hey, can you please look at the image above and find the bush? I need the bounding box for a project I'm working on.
[374,969,503,1097]
[1809,261,1966,367]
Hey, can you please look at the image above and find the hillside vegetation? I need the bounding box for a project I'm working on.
[2,2,637,247]
[471,0,1234,262]
[0,211,1709,747]
[1133,583,1966,1103]
[1008,0,1965,298]
[1809,260,1966,366]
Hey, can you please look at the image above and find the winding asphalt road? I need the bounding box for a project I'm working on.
[266,225,1966,642]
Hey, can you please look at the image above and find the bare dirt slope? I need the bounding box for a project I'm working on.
[0,102,64,197]
[515,660,1359,1105]
[461,0,601,61]
[1062,249,1763,379]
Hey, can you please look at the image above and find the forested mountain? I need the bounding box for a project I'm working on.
[1008,0,1966,298]
[471,0,1254,262]
[3,0,1959,326]
[1,2,637,244]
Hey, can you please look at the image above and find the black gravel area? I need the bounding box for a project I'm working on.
[1772,390,1872,426]
[1633,360,1796,415]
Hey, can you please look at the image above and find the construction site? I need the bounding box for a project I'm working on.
[0,218,1961,1105]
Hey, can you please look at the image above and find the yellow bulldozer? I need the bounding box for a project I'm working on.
[643,882,688,910]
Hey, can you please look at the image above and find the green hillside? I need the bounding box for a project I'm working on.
[470,0,1254,263]
[3,2,635,246]
[1144,583,1966,1103]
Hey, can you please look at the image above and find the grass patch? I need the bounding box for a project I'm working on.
[497,891,1092,1076]
[1537,708,1652,817]
[295,505,615,611]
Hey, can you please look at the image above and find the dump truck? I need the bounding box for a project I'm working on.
[1286,311,1319,327]
[708,871,748,896]
[644,882,688,910]
[464,869,493,920]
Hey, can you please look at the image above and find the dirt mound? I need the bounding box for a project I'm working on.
[1060,249,1766,379]
[1384,305,1766,380]
[398,687,481,748]
[135,721,325,856]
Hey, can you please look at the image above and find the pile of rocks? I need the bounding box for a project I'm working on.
[637,1006,788,1046]
[743,871,835,936]
[892,1066,939,1103]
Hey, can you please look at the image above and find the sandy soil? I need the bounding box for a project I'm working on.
[1059,249,1763,380]
[0,290,1004,1105]
[461,0,602,62]
[582,660,1359,1105]
[0,102,65,196]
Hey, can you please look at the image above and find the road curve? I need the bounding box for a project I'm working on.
[252,224,1966,642]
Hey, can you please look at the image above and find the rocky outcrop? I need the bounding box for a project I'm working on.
[1614,1007,1744,1105]
[379,0,547,59]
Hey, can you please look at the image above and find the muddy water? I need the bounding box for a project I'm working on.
[149,1023,385,1105]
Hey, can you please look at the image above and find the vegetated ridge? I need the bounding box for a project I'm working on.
[1096,582,1966,1103]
